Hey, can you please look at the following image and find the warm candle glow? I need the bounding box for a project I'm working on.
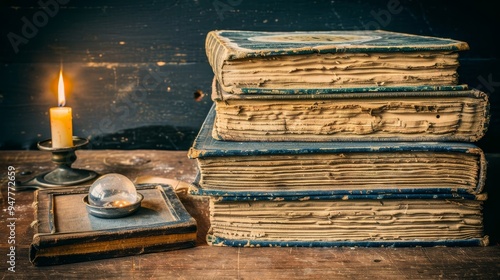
[111,200,133,208]
[50,67,73,148]
[58,69,66,107]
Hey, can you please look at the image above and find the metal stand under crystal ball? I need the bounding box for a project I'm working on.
[20,137,98,188]
[83,173,144,219]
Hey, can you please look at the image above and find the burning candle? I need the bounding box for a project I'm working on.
[50,69,73,148]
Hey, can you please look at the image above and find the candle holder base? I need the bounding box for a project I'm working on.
[28,167,98,187]
[15,137,98,190]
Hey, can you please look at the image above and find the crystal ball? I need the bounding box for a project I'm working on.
[88,173,138,208]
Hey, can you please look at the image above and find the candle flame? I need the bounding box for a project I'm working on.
[57,69,65,107]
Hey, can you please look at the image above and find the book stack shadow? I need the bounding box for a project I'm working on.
[188,30,490,247]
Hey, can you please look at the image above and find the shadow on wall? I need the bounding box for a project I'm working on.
[87,125,198,150]
[3,125,198,151]
[483,154,500,245]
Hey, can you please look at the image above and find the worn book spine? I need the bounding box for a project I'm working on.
[189,183,484,198]
[188,104,487,195]
[189,104,490,158]
[205,30,470,94]
[192,151,486,195]
[206,193,489,248]
[206,30,231,93]
[211,80,490,142]
[208,236,490,248]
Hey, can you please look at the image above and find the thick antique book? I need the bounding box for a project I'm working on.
[188,106,487,197]
[30,184,197,266]
[206,193,489,247]
[211,79,489,142]
[205,30,470,94]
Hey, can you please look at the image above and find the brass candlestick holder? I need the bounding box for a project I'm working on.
[16,137,98,189]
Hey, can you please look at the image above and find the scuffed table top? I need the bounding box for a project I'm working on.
[0,150,499,279]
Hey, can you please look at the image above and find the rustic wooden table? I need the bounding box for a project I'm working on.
[1,150,499,279]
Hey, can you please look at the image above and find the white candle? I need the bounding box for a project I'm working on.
[50,69,73,148]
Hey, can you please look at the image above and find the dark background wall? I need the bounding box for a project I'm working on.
[0,0,499,151]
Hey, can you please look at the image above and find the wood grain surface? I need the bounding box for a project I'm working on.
[0,150,499,278]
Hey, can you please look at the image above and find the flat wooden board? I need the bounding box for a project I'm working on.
[30,184,197,266]
[51,187,177,233]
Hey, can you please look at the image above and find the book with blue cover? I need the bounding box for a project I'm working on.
[205,30,470,94]
[210,78,489,142]
[197,29,490,248]
[188,105,487,197]
[205,193,488,247]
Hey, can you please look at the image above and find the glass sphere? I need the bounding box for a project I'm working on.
[88,173,137,208]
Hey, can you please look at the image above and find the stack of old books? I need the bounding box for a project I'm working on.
[188,30,490,247]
